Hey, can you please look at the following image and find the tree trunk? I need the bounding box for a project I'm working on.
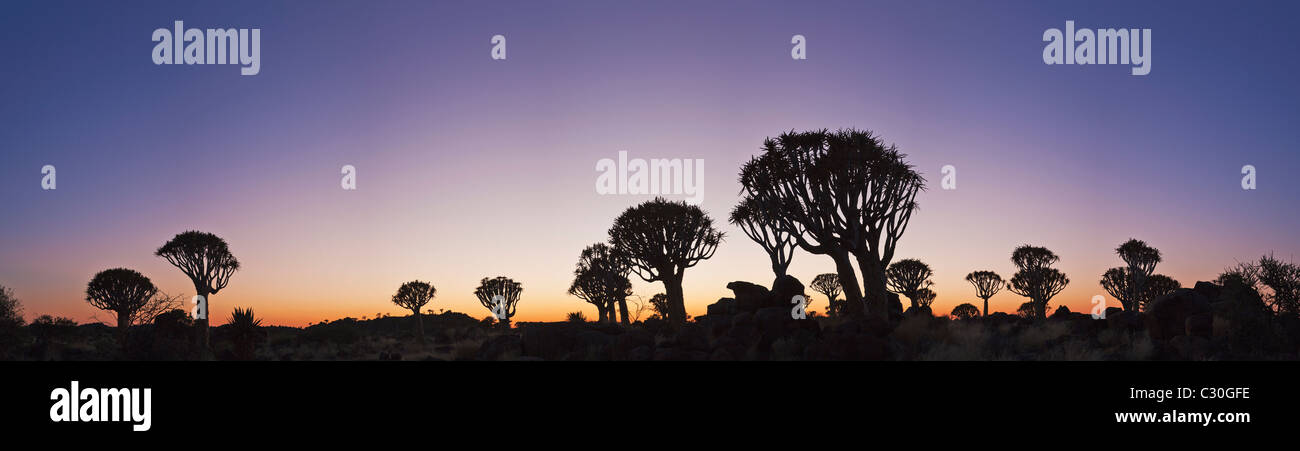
[664,274,687,331]
[982,297,989,317]
[832,252,864,316]
[195,287,211,358]
[116,311,131,355]
[412,309,424,344]
[855,252,889,318]
[771,255,788,279]
[831,251,864,317]
[596,304,609,323]
[617,298,629,325]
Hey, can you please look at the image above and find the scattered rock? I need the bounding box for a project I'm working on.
[1146,288,1211,340]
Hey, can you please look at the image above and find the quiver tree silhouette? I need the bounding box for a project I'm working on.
[475,276,522,328]
[85,268,157,353]
[950,303,980,320]
[1115,239,1162,312]
[608,197,722,330]
[730,195,796,280]
[739,129,925,318]
[810,273,843,317]
[886,259,934,308]
[914,287,936,309]
[155,230,239,351]
[226,307,263,361]
[965,271,1003,316]
[1006,245,1069,319]
[392,280,436,343]
[567,243,633,325]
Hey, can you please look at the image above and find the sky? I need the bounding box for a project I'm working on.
[1,0,1297,327]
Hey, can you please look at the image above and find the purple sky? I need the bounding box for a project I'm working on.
[1,0,1297,325]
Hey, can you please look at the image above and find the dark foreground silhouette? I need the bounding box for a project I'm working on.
[3,273,1298,361]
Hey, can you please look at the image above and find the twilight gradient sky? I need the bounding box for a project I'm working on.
[1,0,1297,326]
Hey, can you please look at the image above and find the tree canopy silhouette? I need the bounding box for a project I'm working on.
[729,195,796,279]
[475,276,522,328]
[647,293,670,321]
[950,303,980,320]
[392,280,436,343]
[809,273,843,317]
[1007,245,1069,319]
[85,268,157,352]
[568,243,633,325]
[886,259,934,309]
[1114,239,1162,312]
[965,270,1003,316]
[739,129,924,318]
[155,230,239,350]
[0,285,24,359]
[608,197,722,330]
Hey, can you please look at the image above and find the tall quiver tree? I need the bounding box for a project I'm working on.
[608,197,722,331]
[392,280,436,343]
[568,243,633,324]
[1116,239,1162,311]
[886,259,934,309]
[739,129,924,318]
[475,276,522,328]
[1007,245,1069,319]
[86,268,157,353]
[155,231,239,351]
[965,271,1003,316]
[730,195,796,280]
[810,273,843,317]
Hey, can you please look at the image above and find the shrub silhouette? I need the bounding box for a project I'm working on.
[85,268,157,353]
[964,271,1003,317]
[739,129,924,318]
[810,273,843,317]
[156,230,239,352]
[0,285,23,359]
[392,280,436,343]
[608,197,722,330]
[950,303,980,320]
[1007,245,1069,319]
[29,315,76,359]
[568,243,633,324]
[730,195,796,279]
[226,307,263,361]
[647,293,670,321]
[1219,254,1300,317]
[886,259,934,309]
[566,311,588,323]
[475,276,522,328]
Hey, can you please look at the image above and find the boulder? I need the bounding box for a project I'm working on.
[770,275,806,309]
[1106,310,1145,332]
[727,281,770,313]
[1192,281,1222,303]
[1185,312,1213,338]
[1146,288,1212,340]
[706,297,736,316]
